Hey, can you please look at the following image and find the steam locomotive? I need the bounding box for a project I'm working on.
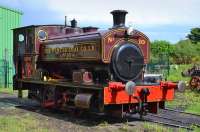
[13,10,177,117]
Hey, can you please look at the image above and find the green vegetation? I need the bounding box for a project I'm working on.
[150,33,200,132]
[150,40,172,67]
[0,87,14,94]
[188,27,200,44]
[118,122,129,132]
[143,122,185,132]
[166,64,200,115]
[184,91,200,115]
[192,127,200,132]
[172,40,200,64]
[0,113,55,132]
[167,65,191,82]
[150,36,200,116]
[149,39,200,77]
[166,89,200,115]
[143,122,200,132]
[98,121,109,127]
[0,88,29,97]
[150,39,200,65]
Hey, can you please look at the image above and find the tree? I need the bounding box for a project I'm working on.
[150,39,200,65]
[172,39,200,64]
[149,40,172,75]
[150,40,173,64]
[188,28,200,43]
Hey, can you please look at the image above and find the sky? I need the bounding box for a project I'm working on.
[1,0,200,43]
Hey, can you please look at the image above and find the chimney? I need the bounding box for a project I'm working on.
[71,19,77,28]
[82,26,98,33]
[110,10,128,28]
[65,16,67,27]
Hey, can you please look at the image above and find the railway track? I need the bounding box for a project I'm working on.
[18,102,200,131]
[164,108,200,117]
[128,108,200,131]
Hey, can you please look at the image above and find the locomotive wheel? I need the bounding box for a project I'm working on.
[41,87,56,108]
[28,88,44,102]
[28,89,37,99]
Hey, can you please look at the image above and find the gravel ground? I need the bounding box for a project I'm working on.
[0,93,147,132]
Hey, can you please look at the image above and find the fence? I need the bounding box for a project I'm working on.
[0,59,13,88]
[146,54,170,80]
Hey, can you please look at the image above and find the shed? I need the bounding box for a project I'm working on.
[0,5,22,87]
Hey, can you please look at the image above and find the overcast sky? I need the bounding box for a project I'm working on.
[1,0,200,43]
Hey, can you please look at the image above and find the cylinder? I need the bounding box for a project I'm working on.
[74,93,93,109]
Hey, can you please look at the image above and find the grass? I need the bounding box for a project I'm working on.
[0,87,14,94]
[167,64,192,82]
[166,88,200,115]
[0,87,28,97]
[143,122,185,132]
[143,122,200,132]
[118,122,129,132]
[98,121,109,127]
[183,91,200,115]
[166,64,200,115]
[0,113,56,132]
[192,127,200,132]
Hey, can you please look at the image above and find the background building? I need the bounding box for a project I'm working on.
[0,6,22,87]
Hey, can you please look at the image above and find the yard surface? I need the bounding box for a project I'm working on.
[0,90,188,132]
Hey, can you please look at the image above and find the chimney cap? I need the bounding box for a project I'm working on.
[110,10,128,14]
[71,19,77,23]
